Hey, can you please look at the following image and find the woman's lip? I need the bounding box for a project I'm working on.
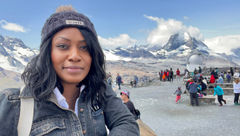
[63,66,84,69]
[63,66,84,73]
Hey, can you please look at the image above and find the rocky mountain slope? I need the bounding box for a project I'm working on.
[0,35,38,73]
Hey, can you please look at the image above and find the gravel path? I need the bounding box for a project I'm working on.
[114,79,240,136]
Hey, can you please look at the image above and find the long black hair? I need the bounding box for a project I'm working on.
[21,27,106,104]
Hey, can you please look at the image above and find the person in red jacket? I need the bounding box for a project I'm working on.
[167,70,170,81]
[210,74,216,83]
[176,68,181,81]
[163,71,167,81]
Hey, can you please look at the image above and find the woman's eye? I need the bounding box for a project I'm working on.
[79,46,88,51]
[56,44,68,49]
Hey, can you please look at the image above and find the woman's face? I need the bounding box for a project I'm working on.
[51,27,92,85]
[120,93,127,101]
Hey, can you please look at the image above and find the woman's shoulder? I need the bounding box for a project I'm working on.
[0,88,21,100]
[0,88,21,108]
[104,83,116,95]
[0,88,21,135]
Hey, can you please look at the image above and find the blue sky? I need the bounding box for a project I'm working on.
[0,0,240,54]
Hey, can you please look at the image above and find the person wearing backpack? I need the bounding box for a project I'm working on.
[188,79,199,106]
[0,5,139,136]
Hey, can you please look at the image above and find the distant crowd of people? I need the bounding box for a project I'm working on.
[158,68,181,82]
[106,66,240,108]
[208,67,240,84]
[184,67,240,106]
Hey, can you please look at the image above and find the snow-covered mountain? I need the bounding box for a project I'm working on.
[106,32,210,60]
[164,32,207,51]
[0,35,38,73]
[104,32,239,67]
[0,33,239,76]
[162,32,209,55]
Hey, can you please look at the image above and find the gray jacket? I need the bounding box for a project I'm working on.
[174,89,182,96]
[0,85,139,136]
[188,82,198,93]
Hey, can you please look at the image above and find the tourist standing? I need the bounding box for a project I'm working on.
[230,67,234,76]
[210,74,216,83]
[188,79,199,106]
[106,72,113,87]
[226,72,231,83]
[163,70,167,81]
[159,72,161,81]
[169,68,174,82]
[217,75,224,84]
[176,68,181,81]
[134,75,138,87]
[233,78,240,105]
[116,73,122,90]
[167,69,170,81]
[198,66,202,73]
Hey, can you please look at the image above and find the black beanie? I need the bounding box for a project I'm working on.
[41,10,97,44]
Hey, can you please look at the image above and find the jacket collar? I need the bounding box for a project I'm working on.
[19,85,86,99]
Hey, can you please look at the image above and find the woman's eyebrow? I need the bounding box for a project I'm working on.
[56,37,86,43]
[78,40,86,44]
[56,36,70,41]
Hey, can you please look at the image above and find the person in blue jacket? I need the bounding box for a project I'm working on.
[188,79,199,106]
[116,73,122,90]
[214,84,227,106]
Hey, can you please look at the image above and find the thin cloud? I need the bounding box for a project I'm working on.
[98,34,137,49]
[0,20,26,32]
[222,24,240,30]
[183,16,189,20]
[204,35,240,55]
[144,15,203,46]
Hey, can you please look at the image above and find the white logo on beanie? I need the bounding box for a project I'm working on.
[66,20,85,26]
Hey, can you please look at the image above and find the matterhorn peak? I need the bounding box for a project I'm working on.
[162,32,207,52]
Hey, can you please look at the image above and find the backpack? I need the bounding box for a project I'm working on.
[201,82,207,90]
[186,81,190,90]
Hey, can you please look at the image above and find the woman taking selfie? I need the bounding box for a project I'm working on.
[0,5,139,136]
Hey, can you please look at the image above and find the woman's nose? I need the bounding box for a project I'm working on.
[68,47,81,62]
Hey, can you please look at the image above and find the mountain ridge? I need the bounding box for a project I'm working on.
[0,33,239,75]
[0,34,38,73]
